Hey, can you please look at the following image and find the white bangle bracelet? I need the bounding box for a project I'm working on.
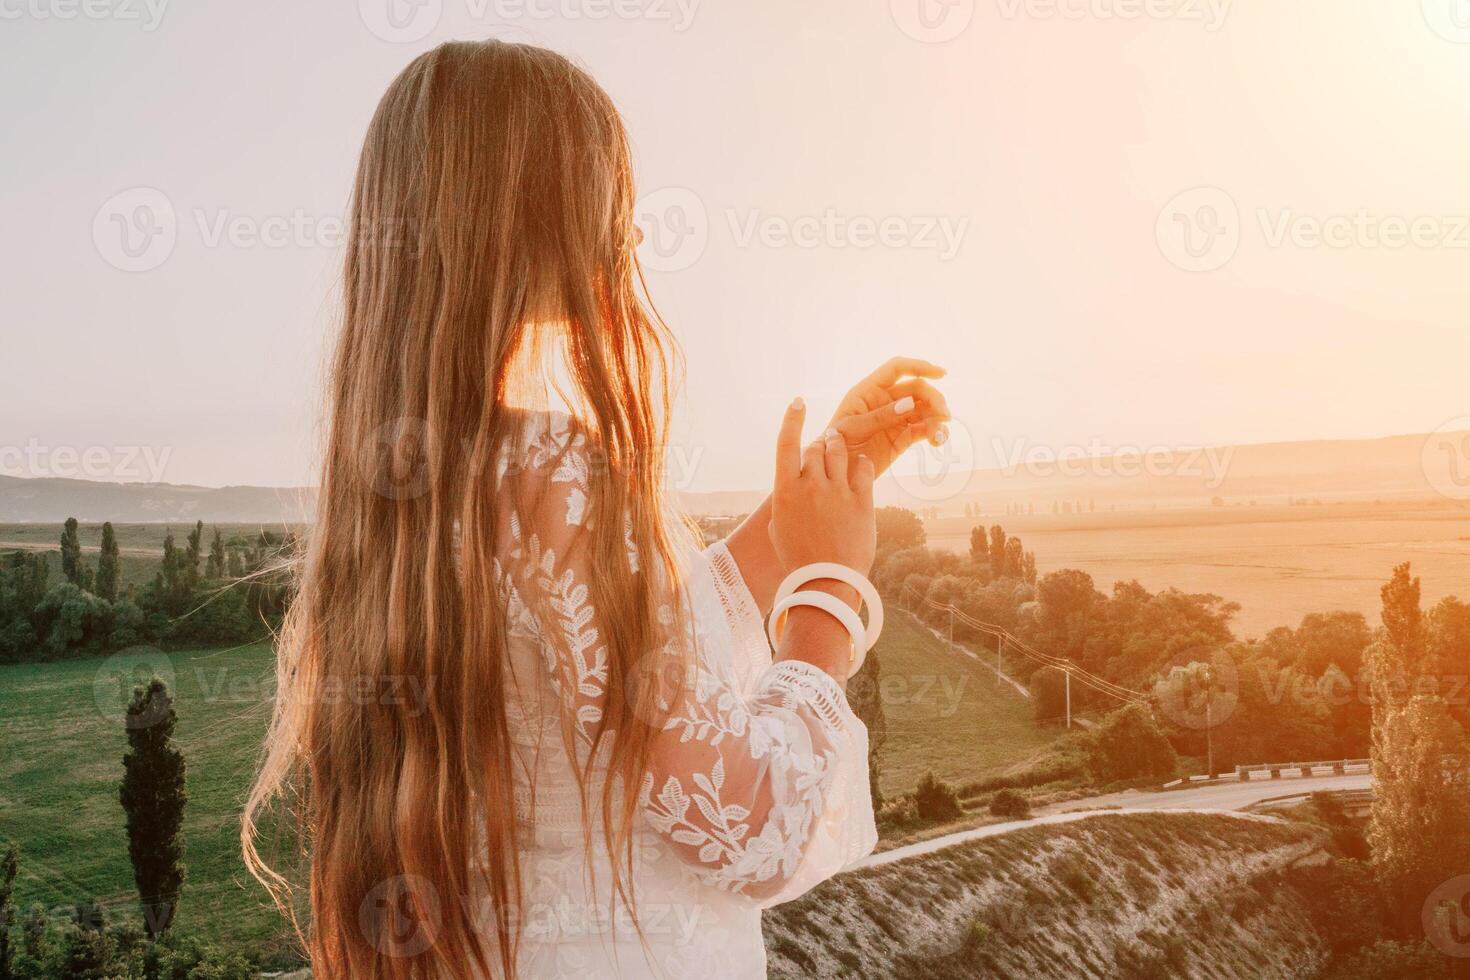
[768,590,868,675]
[772,562,884,653]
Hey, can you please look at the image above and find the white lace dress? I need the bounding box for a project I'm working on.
[491,414,876,979]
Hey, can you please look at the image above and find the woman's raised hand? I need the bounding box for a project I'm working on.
[829,357,951,477]
[770,398,877,579]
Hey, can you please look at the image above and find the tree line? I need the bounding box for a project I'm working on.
[0,519,297,663]
[872,510,1469,777]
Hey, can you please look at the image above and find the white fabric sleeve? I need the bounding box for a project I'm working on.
[503,420,876,904]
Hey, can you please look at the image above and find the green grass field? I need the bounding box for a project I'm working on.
[0,642,291,955]
[870,612,1061,798]
[0,612,1060,958]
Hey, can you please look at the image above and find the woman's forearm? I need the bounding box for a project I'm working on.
[775,600,853,688]
[724,497,863,625]
[722,496,783,615]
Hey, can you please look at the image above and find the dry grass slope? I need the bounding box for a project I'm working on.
[763,811,1333,980]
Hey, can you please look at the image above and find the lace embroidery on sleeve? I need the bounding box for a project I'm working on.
[501,413,875,900]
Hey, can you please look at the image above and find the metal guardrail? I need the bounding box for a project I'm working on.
[1162,759,1372,789]
[1236,759,1371,780]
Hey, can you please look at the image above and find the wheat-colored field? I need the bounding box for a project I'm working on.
[924,500,1470,639]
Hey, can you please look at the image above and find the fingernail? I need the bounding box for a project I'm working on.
[791,397,805,411]
[894,396,915,416]
[824,427,841,442]
[932,426,949,446]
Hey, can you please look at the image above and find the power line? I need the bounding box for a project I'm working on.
[900,585,1149,706]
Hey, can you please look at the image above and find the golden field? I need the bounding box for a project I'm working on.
[923,499,1470,638]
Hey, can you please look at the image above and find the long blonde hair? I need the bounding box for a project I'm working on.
[242,40,683,979]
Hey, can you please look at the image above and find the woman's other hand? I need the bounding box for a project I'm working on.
[829,356,950,476]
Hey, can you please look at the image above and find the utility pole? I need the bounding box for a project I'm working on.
[1064,667,1072,729]
[1204,664,1215,777]
[996,637,1003,683]
[947,606,954,649]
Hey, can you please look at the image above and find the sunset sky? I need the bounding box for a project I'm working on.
[3,0,1468,492]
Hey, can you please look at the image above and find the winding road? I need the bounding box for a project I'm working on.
[850,772,1372,871]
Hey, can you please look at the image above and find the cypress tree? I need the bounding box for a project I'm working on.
[1004,537,1024,579]
[184,521,204,589]
[206,527,226,580]
[1367,563,1470,938]
[969,525,989,567]
[119,678,187,940]
[60,517,85,587]
[988,525,1007,578]
[96,523,120,603]
[158,531,185,613]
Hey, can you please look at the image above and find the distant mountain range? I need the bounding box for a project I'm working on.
[0,475,317,524]
[1,430,1463,523]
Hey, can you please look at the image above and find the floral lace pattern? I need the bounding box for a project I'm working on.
[491,413,876,978]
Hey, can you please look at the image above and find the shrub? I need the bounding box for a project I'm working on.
[988,789,1031,819]
[32,584,112,657]
[914,772,963,823]
[171,584,258,645]
[875,795,919,831]
[108,599,148,649]
[1084,704,1178,784]
[1285,860,1383,961]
